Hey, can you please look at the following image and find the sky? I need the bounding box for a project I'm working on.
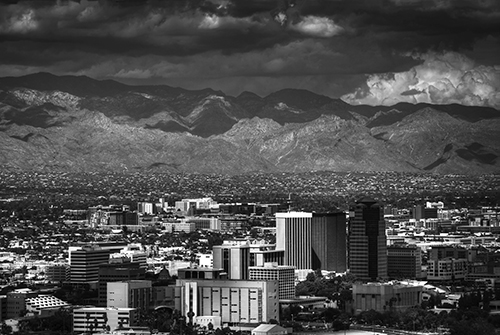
[0,0,499,109]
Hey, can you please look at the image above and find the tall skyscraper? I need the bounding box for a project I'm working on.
[348,197,387,281]
[276,212,346,272]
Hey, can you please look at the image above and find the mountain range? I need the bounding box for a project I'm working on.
[0,72,499,175]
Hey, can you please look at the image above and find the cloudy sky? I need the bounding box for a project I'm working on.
[0,0,499,108]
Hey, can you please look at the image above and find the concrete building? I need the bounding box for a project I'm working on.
[6,289,36,319]
[176,279,279,326]
[426,245,469,281]
[352,282,423,314]
[89,206,137,227]
[213,241,250,280]
[252,324,288,335]
[107,280,152,310]
[197,253,213,268]
[175,198,217,214]
[152,286,178,310]
[178,267,226,280]
[412,205,438,221]
[69,245,112,283]
[427,258,468,281]
[117,244,148,269]
[387,244,423,279]
[250,247,284,267]
[196,315,222,329]
[428,246,468,261]
[182,217,221,231]
[137,202,155,215]
[275,212,346,272]
[0,295,6,322]
[348,198,387,281]
[98,260,146,307]
[73,307,136,333]
[25,295,69,317]
[45,264,69,282]
[249,263,296,300]
[174,221,196,233]
[6,289,69,319]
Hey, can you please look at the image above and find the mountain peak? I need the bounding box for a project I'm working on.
[236,91,262,99]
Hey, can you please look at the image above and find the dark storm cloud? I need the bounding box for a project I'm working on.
[0,0,499,106]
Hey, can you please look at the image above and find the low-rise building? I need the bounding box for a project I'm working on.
[387,244,423,279]
[25,294,70,317]
[252,324,288,335]
[176,279,279,326]
[352,282,423,314]
[73,307,137,333]
[427,258,468,281]
[107,280,152,310]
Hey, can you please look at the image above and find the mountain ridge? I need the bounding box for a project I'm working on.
[0,72,499,175]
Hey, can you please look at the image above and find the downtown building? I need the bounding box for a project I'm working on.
[69,245,113,283]
[97,259,146,307]
[107,280,152,310]
[73,307,137,333]
[275,212,346,272]
[176,278,279,326]
[348,198,387,281]
[249,263,296,300]
[213,241,250,280]
[387,244,423,279]
[352,282,423,314]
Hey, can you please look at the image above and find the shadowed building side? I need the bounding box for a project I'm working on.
[349,198,387,281]
[276,211,346,272]
[311,213,347,273]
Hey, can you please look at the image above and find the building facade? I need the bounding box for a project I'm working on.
[348,198,387,281]
[97,260,146,307]
[73,307,136,333]
[352,282,422,314]
[213,242,250,280]
[25,295,69,317]
[69,245,113,283]
[427,259,468,281]
[107,280,152,310]
[249,263,296,300]
[176,279,279,326]
[387,244,423,279]
[276,212,346,272]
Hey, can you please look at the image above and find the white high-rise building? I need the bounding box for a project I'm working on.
[276,212,346,271]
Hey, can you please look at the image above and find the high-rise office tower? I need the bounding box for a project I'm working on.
[276,212,346,271]
[348,197,387,281]
[69,245,112,283]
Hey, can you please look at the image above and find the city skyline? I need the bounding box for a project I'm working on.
[0,0,499,109]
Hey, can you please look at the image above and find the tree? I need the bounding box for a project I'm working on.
[1,322,12,335]
[449,318,495,335]
[306,272,316,282]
